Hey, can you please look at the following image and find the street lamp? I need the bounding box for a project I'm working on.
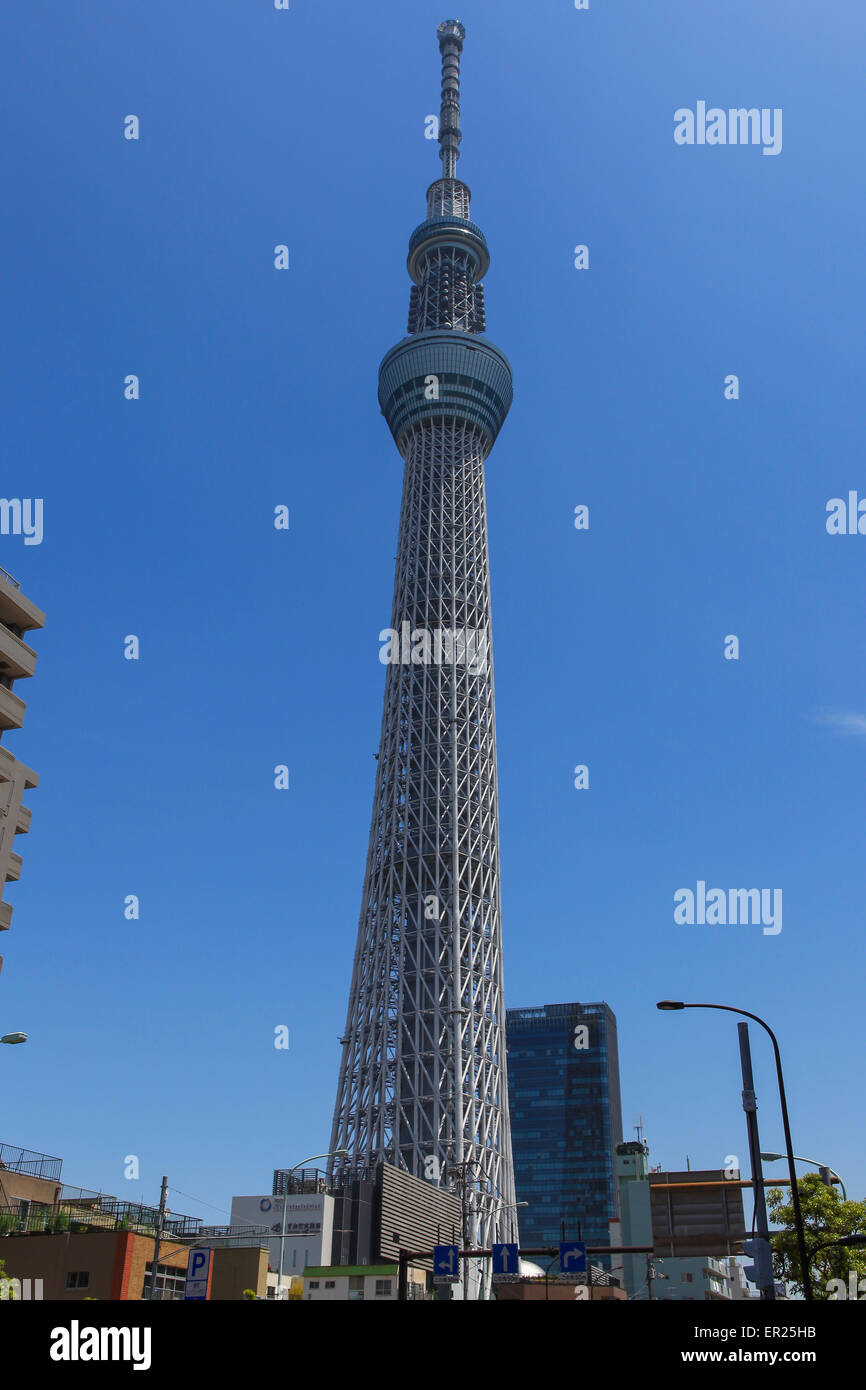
[276,1150,349,1299]
[806,1233,866,1295]
[1,1032,27,1044]
[761,1152,847,1202]
[809,1233,866,1258]
[656,1000,812,1302]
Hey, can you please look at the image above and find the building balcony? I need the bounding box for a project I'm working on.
[0,624,37,680]
[0,577,45,636]
[4,851,22,883]
[0,901,12,931]
[0,685,26,733]
[15,802,32,835]
[0,744,38,791]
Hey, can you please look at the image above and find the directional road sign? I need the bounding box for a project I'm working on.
[559,1240,587,1275]
[433,1244,460,1283]
[491,1243,520,1283]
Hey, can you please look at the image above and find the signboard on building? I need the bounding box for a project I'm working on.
[228,1194,334,1272]
[650,1170,747,1258]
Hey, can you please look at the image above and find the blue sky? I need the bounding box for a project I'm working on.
[2,0,864,1226]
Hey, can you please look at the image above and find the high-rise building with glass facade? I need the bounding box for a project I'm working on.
[506,1002,623,1257]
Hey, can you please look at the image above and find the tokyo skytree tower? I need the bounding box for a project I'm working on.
[330,20,517,1252]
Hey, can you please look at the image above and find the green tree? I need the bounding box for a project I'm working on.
[0,1256,18,1299]
[768,1175,866,1299]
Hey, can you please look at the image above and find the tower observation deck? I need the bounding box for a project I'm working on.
[330,20,518,1266]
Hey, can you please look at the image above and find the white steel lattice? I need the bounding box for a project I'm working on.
[330,21,517,1262]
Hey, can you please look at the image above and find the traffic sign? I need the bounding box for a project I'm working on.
[491,1243,520,1283]
[183,1248,213,1301]
[433,1244,460,1284]
[559,1240,587,1275]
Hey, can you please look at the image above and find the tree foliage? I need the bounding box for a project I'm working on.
[768,1175,866,1299]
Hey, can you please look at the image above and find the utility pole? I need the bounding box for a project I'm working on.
[738,1024,776,1300]
[148,1176,169,1301]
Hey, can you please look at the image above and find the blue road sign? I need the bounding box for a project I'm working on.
[492,1243,519,1277]
[433,1244,460,1281]
[183,1247,213,1300]
[559,1240,587,1274]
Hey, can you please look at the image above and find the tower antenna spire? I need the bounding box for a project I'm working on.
[437,20,465,179]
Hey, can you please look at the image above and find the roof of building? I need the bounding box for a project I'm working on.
[303,1265,398,1279]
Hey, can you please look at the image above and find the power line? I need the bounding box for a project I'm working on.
[168,1186,230,1217]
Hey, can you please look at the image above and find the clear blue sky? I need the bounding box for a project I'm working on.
[2,0,864,1224]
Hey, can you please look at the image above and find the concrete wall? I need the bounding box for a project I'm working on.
[0,1168,61,1208]
[211,1247,269,1301]
[0,1230,188,1300]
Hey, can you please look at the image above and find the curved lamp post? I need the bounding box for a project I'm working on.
[657,1000,812,1302]
[276,1150,349,1299]
[761,1152,847,1202]
[1,1032,27,1045]
[808,1232,866,1266]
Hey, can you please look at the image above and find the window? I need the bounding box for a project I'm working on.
[681,1273,693,1283]
[308,1281,320,1289]
[375,1279,393,1297]
[324,1280,335,1289]
[142,1263,185,1301]
[66,1271,90,1290]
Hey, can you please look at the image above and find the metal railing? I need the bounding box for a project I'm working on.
[0,1142,62,1182]
[0,1196,200,1238]
[272,1167,329,1197]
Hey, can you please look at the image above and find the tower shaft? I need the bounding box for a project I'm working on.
[331,20,517,1253]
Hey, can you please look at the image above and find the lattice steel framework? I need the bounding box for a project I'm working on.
[330,21,518,1258]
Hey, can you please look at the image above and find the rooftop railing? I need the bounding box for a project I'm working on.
[0,1142,62,1182]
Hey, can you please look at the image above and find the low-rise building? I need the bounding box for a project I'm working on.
[0,1229,190,1300]
[229,1184,333,1279]
[649,1254,731,1301]
[302,1264,426,1301]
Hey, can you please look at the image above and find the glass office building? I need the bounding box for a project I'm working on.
[506,1002,623,1259]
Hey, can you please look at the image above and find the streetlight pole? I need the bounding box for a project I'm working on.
[738,1023,775,1300]
[762,1153,847,1202]
[448,1155,515,1301]
[276,1150,348,1300]
[477,1199,528,1302]
[657,1001,812,1302]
